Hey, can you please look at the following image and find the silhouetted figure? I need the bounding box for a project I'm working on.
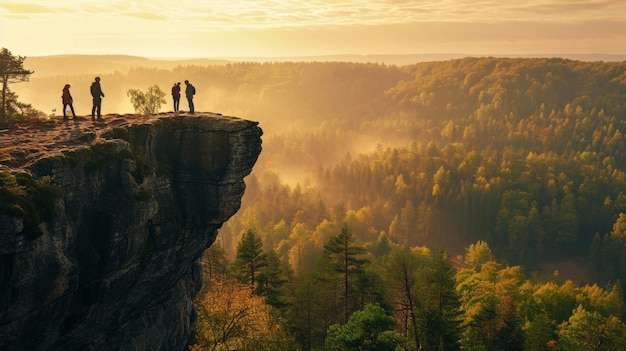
[172,82,181,112]
[90,76,105,121]
[62,84,76,120]
[184,80,195,114]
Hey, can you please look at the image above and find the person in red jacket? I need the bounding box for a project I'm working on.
[61,84,76,120]
[172,82,181,112]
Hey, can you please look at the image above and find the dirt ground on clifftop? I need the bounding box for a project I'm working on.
[0,113,179,169]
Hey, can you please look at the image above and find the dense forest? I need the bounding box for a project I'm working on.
[16,57,626,350]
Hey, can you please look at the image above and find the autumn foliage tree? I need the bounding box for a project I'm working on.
[557,305,626,351]
[191,276,297,351]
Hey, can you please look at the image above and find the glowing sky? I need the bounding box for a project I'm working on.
[1,0,625,58]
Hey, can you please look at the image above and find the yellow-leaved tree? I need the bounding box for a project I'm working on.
[190,276,297,351]
[126,84,166,115]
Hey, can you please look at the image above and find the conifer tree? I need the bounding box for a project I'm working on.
[386,246,423,350]
[232,229,267,292]
[323,224,369,323]
[419,248,463,351]
[201,241,228,282]
[0,47,33,121]
[325,303,405,351]
[256,249,290,309]
[286,274,339,351]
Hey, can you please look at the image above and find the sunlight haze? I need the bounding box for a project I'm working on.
[1,0,626,58]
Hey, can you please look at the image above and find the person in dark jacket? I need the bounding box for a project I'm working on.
[61,84,76,120]
[184,80,195,114]
[172,82,181,112]
[90,77,105,121]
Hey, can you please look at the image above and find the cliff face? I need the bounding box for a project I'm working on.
[0,114,262,350]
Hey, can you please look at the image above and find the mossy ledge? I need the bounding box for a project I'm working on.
[0,171,59,240]
[0,113,262,351]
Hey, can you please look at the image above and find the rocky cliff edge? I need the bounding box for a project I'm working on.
[0,113,263,350]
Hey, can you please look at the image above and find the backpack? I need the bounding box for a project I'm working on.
[191,85,196,95]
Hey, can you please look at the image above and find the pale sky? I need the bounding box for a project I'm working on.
[1,0,625,58]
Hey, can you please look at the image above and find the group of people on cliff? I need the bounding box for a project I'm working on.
[61,77,196,120]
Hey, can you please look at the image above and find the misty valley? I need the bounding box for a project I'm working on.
[7,55,626,350]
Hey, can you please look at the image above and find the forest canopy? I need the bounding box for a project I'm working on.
[17,56,626,271]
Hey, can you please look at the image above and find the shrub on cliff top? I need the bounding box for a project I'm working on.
[127,84,167,115]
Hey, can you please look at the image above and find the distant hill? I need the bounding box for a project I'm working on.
[219,53,626,65]
[25,53,626,78]
[24,55,230,77]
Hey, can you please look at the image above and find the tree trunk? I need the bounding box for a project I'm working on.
[1,76,7,118]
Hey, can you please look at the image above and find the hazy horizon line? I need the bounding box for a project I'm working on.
[26,52,626,60]
[26,52,626,64]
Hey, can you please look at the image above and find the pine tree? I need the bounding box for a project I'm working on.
[201,241,228,282]
[256,249,290,309]
[386,246,425,350]
[419,248,463,351]
[232,229,267,292]
[325,304,405,351]
[323,224,369,323]
[0,47,34,121]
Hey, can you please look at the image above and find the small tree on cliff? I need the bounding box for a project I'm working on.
[0,47,34,123]
[127,84,166,115]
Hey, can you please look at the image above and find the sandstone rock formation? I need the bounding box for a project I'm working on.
[0,113,262,350]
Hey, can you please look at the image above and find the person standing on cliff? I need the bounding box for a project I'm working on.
[184,80,195,114]
[61,84,76,120]
[172,82,181,113]
[90,76,105,121]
